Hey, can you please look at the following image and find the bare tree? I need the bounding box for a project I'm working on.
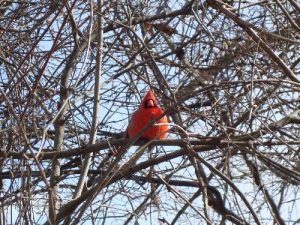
[0,0,300,224]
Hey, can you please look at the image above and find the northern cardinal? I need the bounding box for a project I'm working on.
[127,89,168,140]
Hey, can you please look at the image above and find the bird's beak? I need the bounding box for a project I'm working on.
[146,99,155,108]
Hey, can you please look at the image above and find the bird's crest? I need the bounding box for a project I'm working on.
[142,89,157,108]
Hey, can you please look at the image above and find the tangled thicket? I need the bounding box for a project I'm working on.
[0,0,300,224]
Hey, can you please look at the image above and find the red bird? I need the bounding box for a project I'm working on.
[127,89,168,140]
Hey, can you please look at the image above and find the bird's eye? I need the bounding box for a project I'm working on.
[145,99,156,108]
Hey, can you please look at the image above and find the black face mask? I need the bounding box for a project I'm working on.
[144,99,157,108]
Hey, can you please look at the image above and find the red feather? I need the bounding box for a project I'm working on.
[127,89,168,140]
